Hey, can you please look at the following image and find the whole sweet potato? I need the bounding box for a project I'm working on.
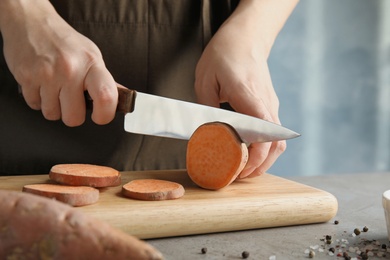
[0,190,163,260]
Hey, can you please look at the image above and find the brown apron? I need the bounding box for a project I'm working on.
[0,0,238,175]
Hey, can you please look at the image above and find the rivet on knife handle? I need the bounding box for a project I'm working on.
[85,87,136,114]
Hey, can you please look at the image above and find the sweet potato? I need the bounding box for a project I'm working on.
[186,122,248,190]
[0,190,163,260]
[122,179,185,201]
[49,164,121,188]
[23,184,99,207]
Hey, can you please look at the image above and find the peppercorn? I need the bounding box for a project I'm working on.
[362,226,368,232]
[323,234,332,245]
[353,228,361,236]
[334,220,339,225]
[309,250,315,258]
[241,251,250,259]
[381,244,387,249]
[201,247,207,254]
[360,252,368,260]
[329,247,335,253]
[343,252,351,260]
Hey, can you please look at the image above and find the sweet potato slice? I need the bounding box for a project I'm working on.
[186,122,248,190]
[49,164,121,188]
[23,184,99,207]
[0,190,163,259]
[122,179,185,201]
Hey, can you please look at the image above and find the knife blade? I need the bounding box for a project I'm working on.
[87,87,300,143]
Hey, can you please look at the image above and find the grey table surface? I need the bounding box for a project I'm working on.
[147,172,390,260]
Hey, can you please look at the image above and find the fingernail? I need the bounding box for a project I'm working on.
[247,171,264,178]
[239,166,256,179]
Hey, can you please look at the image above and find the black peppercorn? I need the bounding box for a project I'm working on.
[201,247,207,254]
[353,228,361,236]
[360,252,368,260]
[343,252,351,260]
[362,226,368,232]
[334,220,339,225]
[325,234,332,245]
[329,247,335,253]
[241,251,250,259]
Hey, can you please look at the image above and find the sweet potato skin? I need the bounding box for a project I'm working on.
[49,164,121,188]
[0,190,163,260]
[122,179,185,201]
[22,184,99,207]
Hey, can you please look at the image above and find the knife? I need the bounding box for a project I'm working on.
[86,87,300,143]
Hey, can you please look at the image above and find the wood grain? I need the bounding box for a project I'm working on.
[0,170,338,239]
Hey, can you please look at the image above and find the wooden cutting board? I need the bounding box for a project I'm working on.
[0,170,338,239]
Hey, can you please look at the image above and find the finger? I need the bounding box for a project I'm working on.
[227,66,278,120]
[19,85,41,111]
[245,140,287,178]
[239,142,271,179]
[237,96,274,179]
[40,85,61,121]
[230,89,275,121]
[59,83,86,127]
[84,64,118,125]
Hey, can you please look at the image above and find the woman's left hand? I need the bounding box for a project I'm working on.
[194,0,296,178]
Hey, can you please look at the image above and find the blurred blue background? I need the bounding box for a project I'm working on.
[269,0,390,176]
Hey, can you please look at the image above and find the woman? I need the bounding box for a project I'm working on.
[0,0,298,176]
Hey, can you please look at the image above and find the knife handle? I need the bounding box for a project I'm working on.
[85,87,136,114]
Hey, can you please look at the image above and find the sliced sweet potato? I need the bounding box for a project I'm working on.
[186,122,248,190]
[49,164,121,188]
[122,179,185,201]
[0,190,163,259]
[23,184,99,207]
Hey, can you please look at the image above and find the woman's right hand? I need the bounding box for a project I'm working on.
[0,0,118,126]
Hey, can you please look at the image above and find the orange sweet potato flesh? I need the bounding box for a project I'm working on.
[0,190,163,260]
[122,179,185,201]
[49,164,121,188]
[186,122,248,190]
[23,184,99,207]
